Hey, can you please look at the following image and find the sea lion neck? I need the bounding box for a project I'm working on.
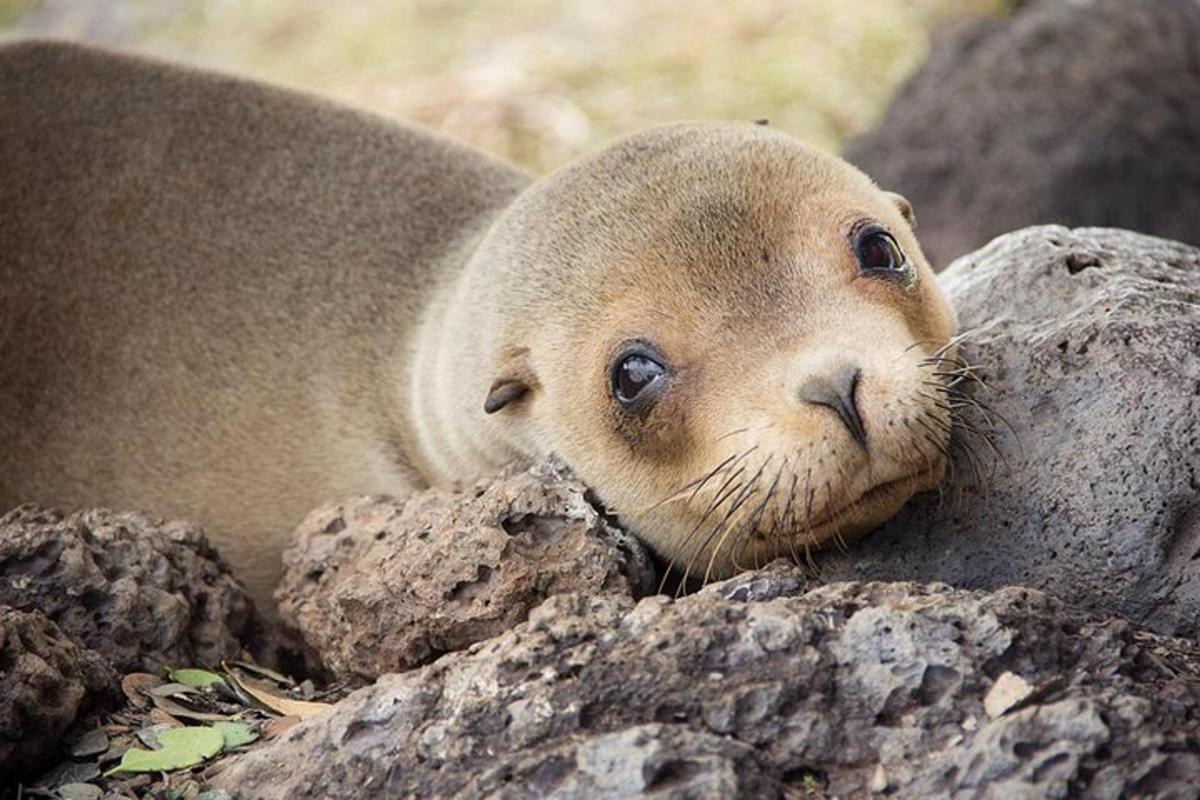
[403,211,546,487]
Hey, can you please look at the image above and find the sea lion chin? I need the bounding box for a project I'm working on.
[0,41,957,606]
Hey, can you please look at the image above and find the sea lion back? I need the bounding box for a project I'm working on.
[0,40,529,599]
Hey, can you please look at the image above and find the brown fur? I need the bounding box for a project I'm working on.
[0,40,957,605]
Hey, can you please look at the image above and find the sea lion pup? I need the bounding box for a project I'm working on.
[0,40,957,607]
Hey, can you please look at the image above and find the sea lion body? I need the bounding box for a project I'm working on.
[0,41,957,605]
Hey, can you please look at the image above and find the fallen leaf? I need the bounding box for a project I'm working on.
[175,779,202,799]
[106,726,225,775]
[148,682,202,698]
[228,660,295,687]
[57,782,102,800]
[170,668,227,690]
[984,671,1035,719]
[151,695,232,722]
[262,714,301,739]
[148,707,185,727]
[34,759,101,787]
[69,728,109,758]
[211,720,258,748]
[136,723,177,749]
[226,671,333,721]
[112,772,151,791]
[121,672,164,708]
[98,734,135,764]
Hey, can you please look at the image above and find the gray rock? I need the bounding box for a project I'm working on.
[0,505,257,673]
[822,226,1200,638]
[845,0,1200,269]
[277,460,657,682]
[212,572,1200,798]
[0,606,120,782]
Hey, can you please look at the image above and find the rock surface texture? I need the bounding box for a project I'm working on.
[213,570,1200,798]
[845,0,1200,268]
[0,607,120,782]
[277,462,657,682]
[0,505,257,673]
[822,227,1200,639]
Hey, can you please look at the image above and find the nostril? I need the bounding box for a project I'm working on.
[798,364,868,448]
[846,365,862,405]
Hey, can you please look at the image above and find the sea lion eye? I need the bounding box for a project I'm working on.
[854,226,907,275]
[611,350,667,407]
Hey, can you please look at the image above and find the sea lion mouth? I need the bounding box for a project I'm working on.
[793,467,936,538]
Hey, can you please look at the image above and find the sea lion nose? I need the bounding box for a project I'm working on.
[798,364,867,448]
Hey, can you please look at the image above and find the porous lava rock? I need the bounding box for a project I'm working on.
[0,606,120,783]
[276,461,657,682]
[213,569,1200,798]
[845,0,1200,268]
[0,505,257,673]
[823,227,1200,638]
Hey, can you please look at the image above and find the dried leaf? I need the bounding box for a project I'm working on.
[121,672,164,708]
[69,728,109,758]
[98,734,136,764]
[148,708,185,727]
[151,695,232,722]
[34,759,101,787]
[175,779,202,800]
[228,660,294,687]
[226,671,333,720]
[57,783,102,800]
[262,714,301,739]
[135,723,176,749]
[148,682,202,698]
[106,726,225,775]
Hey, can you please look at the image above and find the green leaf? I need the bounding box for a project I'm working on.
[211,721,258,748]
[169,668,227,690]
[104,726,225,775]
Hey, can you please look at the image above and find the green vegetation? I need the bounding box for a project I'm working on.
[3,0,1005,170]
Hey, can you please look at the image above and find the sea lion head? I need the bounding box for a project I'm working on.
[478,121,957,581]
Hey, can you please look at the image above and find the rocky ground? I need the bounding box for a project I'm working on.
[2,224,1198,798]
[211,576,1200,798]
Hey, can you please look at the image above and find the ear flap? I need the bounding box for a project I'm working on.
[885,191,917,230]
[484,379,529,414]
[483,348,539,415]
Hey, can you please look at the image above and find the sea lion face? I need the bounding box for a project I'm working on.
[484,122,957,582]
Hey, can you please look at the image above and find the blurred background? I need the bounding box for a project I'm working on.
[0,0,1006,172]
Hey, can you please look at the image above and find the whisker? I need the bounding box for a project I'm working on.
[698,462,767,586]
